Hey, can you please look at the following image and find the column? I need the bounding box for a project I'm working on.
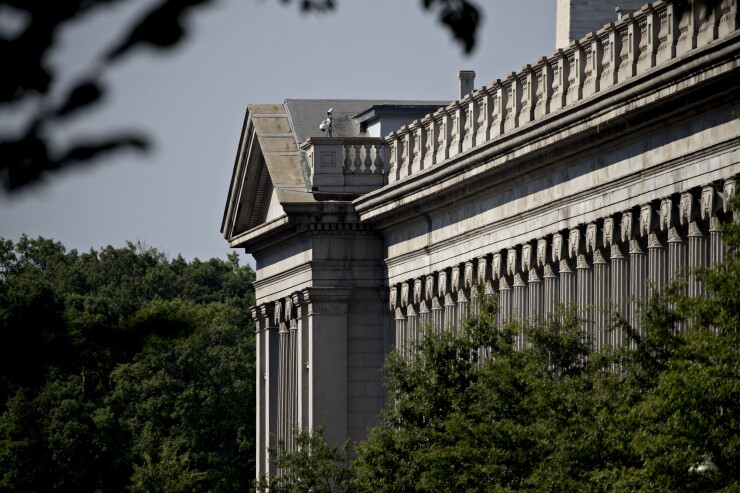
[406,304,417,358]
[276,300,288,449]
[525,242,543,325]
[540,237,558,318]
[452,264,468,328]
[286,295,299,451]
[701,184,724,268]
[252,307,266,478]
[401,281,413,357]
[643,203,668,295]
[625,209,647,343]
[609,242,628,347]
[303,287,351,449]
[508,247,528,322]
[259,303,278,476]
[590,222,610,351]
[427,274,443,333]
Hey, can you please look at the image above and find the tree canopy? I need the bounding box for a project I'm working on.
[0,237,256,492]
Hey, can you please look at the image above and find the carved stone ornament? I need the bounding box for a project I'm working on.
[724,178,736,214]
[414,279,422,304]
[438,270,448,297]
[444,292,455,306]
[528,269,541,282]
[710,216,722,232]
[458,290,469,303]
[621,211,633,242]
[389,285,398,311]
[679,192,693,226]
[425,275,435,300]
[559,258,573,273]
[576,254,590,269]
[629,238,644,254]
[499,277,511,290]
[552,233,563,263]
[419,299,430,313]
[688,221,703,237]
[603,217,615,248]
[477,256,489,284]
[640,205,653,237]
[543,264,556,277]
[407,304,417,318]
[401,282,410,307]
[274,300,282,325]
[521,244,533,272]
[611,243,626,259]
[507,249,518,276]
[701,185,714,221]
[394,307,405,320]
[492,253,502,280]
[593,249,607,264]
[668,226,683,242]
[586,223,598,253]
[537,238,547,267]
[648,232,662,248]
[432,297,442,310]
[513,273,526,287]
[451,266,460,293]
[569,228,581,258]
[660,198,674,231]
[284,296,293,322]
[465,262,474,289]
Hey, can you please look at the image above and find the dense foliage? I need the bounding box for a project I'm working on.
[351,209,740,492]
[0,236,256,492]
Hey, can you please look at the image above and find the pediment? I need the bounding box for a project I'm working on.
[221,104,308,241]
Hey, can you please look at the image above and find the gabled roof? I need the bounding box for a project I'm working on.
[221,99,450,244]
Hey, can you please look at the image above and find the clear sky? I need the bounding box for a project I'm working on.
[0,0,556,266]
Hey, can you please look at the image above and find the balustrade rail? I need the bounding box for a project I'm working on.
[384,0,738,183]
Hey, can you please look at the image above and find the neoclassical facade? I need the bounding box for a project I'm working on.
[222,0,739,477]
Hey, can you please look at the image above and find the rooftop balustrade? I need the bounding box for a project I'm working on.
[301,137,385,194]
[384,0,738,184]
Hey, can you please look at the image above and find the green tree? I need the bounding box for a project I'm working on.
[0,237,256,492]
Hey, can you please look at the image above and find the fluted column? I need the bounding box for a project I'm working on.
[452,264,467,329]
[276,302,289,449]
[643,203,668,294]
[253,307,266,477]
[662,197,688,294]
[286,295,299,451]
[586,223,605,345]
[540,237,558,318]
[427,274,443,332]
[701,184,723,269]
[524,243,543,325]
[464,261,477,317]
[406,304,417,358]
[508,247,528,322]
[258,303,278,476]
[624,209,646,341]
[439,268,456,331]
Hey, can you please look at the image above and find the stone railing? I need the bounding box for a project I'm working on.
[384,0,738,184]
[301,137,384,193]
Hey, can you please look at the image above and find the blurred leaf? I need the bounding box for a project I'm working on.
[60,134,149,163]
[54,81,104,119]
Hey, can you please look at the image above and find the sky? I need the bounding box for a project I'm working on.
[0,0,556,266]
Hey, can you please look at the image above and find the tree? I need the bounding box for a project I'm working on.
[0,237,256,491]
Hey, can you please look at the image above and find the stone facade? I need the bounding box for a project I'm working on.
[222,0,740,478]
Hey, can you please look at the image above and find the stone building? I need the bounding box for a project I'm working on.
[221,0,740,478]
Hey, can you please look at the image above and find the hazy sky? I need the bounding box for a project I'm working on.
[0,0,556,265]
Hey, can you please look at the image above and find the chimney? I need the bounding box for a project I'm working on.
[458,70,476,98]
